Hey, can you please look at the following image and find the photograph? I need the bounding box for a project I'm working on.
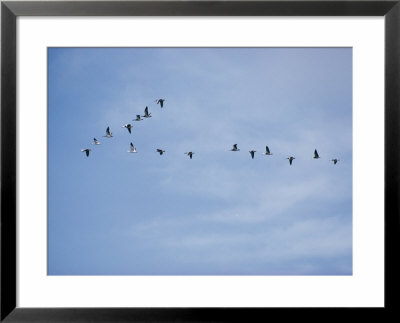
[48,47,353,276]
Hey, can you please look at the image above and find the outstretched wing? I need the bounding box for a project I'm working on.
[314,149,319,158]
[266,146,270,154]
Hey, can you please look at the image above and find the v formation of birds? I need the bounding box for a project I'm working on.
[81,98,340,165]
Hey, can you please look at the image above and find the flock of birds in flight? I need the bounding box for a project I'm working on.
[81,98,340,165]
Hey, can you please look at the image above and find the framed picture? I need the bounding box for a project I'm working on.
[1,0,399,321]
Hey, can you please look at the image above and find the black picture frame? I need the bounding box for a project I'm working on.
[1,1,399,321]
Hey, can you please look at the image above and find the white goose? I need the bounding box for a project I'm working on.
[92,138,101,145]
[143,107,152,118]
[128,142,137,153]
[103,127,113,138]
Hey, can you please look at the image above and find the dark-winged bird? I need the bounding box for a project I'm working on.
[249,150,256,159]
[264,146,272,155]
[133,115,143,122]
[313,149,320,159]
[287,156,295,165]
[143,106,152,118]
[331,158,340,164]
[155,99,165,108]
[81,148,91,157]
[230,144,240,151]
[122,124,133,134]
[157,149,165,155]
[103,127,113,138]
[92,138,101,145]
[185,152,194,159]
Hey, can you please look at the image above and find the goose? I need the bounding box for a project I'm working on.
[133,115,143,122]
[313,149,320,159]
[103,127,113,138]
[185,152,194,159]
[128,142,137,153]
[249,150,256,159]
[155,98,165,108]
[230,144,240,151]
[92,138,101,145]
[81,148,91,157]
[331,158,340,164]
[156,149,165,155]
[287,156,295,165]
[122,124,133,134]
[264,145,272,155]
[143,107,152,118]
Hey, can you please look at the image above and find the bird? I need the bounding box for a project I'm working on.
[92,138,101,145]
[249,150,256,159]
[313,149,320,159]
[142,107,152,118]
[264,145,272,155]
[103,127,113,138]
[331,158,340,164]
[122,124,133,134]
[156,149,165,155]
[133,115,143,121]
[287,156,295,165]
[81,148,91,157]
[230,144,240,151]
[185,152,194,159]
[155,98,165,108]
[128,142,137,153]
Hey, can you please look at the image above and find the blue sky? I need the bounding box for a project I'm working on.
[48,47,352,275]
